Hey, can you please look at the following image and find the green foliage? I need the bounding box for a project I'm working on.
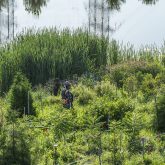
[108,40,120,65]
[110,61,142,88]
[123,75,138,97]
[145,62,163,77]
[157,85,165,132]
[0,121,31,165]
[57,142,76,163]
[89,97,134,130]
[0,69,164,164]
[72,84,95,105]
[110,98,134,120]
[109,61,163,88]
[155,72,165,86]
[95,81,116,98]
[0,28,108,94]
[8,72,35,117]
[78,75,96,88]
[141,74,156,99]
[125,152,165,165]
[0,28,164,165]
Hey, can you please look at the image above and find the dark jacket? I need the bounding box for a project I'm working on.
[61,88,73,109]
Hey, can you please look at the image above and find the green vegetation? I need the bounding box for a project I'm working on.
[8,72,35,117]
[0,28,165,164]
[0,28,108,94]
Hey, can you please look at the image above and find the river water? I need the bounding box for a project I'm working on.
[1,0,165,48]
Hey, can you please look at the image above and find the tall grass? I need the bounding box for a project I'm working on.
[0,27,164,95]
[0,28,108,94]
[107,40,164,66]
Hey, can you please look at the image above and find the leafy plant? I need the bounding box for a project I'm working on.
[8,72,35,117]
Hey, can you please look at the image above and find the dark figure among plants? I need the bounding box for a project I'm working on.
[53,78,61,96]
[61,81,73,109]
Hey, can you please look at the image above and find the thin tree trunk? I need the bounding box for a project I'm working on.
[7,0,10,39]
[107,7,110,41]
[101,0,104,65]
[88,0,91,34]
[98,133,102,165]
[101,0,104,38]
[94,0,97,34]
[12,122,15,164]
[12,0,14,39]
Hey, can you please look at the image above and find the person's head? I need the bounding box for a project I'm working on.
[64,81,71,90]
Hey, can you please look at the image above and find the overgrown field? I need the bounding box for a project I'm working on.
[0,28,165,165]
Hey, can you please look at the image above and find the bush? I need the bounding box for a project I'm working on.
[110,98,134,120]
[141,74,156,99]
[72,84,95,105]
[123,75,138,97]
[8,72,35,117]
[89,97,134,130]
[95,81,116,98]
[109,61,146,88]
[145,62,163,78]
[109,61,163,88]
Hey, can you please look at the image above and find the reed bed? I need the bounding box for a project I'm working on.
[0,28,108,94]
[0,28,164,95]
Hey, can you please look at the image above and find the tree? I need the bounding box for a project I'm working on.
[107,0,125,11]
[107,0,159,8]
[141,0,159,5]
[157,85,165,132]
[0,0,6,42]
[0,0,16,41]
[8,72,35,117]
[141,74,156,100]
[23,0,49,15]
[123,75,138,97]
[88,0,113,37]
[2,123,31,165]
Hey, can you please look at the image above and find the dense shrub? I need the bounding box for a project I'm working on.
[141,74,156,99]
[8,72,35,117]
[95,81,116,98]
[72,84,95,105]
[110,98,134,120]
[89,97,134,130]
[109,61,163,88]
[123,75,138,96]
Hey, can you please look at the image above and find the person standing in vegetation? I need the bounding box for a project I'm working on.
[53,78,60,96]
[61,81,73,109]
